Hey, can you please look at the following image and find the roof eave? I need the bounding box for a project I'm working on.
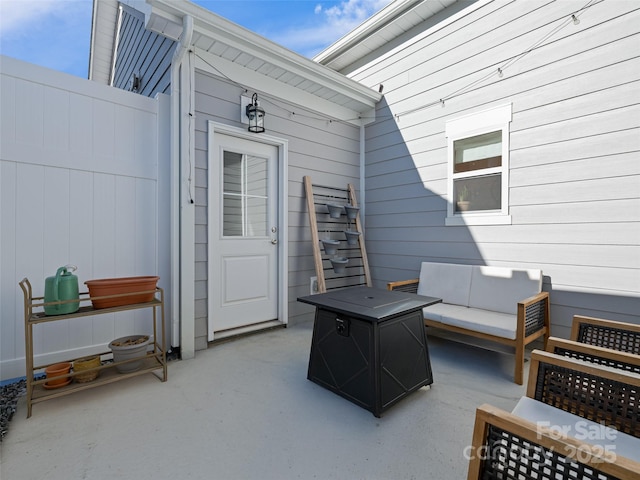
[89,0,120,83]
[313,0,422,65]
[146,0,382,111]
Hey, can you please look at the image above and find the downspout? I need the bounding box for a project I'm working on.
[170,14,193,356]
[108,5,124,86]
[359,123,366,229]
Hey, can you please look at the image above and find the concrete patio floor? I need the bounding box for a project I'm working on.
[1,321,533,480]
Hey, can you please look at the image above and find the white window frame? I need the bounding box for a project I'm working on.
[445,103,513,226]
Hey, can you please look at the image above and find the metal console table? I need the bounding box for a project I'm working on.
[20,278,167,418]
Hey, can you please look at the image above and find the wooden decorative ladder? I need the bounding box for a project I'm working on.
[304,176,371,293]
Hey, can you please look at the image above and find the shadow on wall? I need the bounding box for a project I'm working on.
[365,98,640,339]
[544,279,640,338]
[365,97,484,285]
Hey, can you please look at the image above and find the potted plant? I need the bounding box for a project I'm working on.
[456,185,470,212]
[108,335,150,373]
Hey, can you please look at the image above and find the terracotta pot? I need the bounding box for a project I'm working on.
[85,276,159,309]
[45,362,72,387]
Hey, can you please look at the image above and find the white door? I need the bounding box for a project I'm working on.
[209,133,279,337]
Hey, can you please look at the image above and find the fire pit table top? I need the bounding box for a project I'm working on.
[298,286,441,323]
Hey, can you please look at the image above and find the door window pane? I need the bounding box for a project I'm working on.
[245,197,268,236]
[223,150,269,237]
[223,152,243,194]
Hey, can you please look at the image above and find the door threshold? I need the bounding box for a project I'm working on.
[210,320,284,345]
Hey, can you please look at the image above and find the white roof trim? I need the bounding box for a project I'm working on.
[314,0,423,65]
[145,0,381,113]
[344,0,493,79]
[89,0,120,83]
[314,0,489,74]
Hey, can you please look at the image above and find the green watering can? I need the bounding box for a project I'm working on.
[44,265,80,315]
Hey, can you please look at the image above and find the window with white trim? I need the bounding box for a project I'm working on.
[445,103,512,226]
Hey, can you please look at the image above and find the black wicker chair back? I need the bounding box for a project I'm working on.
[572,316,640,355]
[529,351,640,438]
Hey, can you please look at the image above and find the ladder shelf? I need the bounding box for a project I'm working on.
[303,176,371,293]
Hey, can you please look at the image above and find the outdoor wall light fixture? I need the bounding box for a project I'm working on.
[245,93,266,133]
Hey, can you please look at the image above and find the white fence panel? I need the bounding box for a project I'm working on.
[0,56,168,381]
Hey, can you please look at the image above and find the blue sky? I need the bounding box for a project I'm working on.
[0,0,393,78]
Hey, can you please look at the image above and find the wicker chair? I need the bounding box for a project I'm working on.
[571,315,640,355]
[526,350,640,438]
[467,404,640,480]
[546,336,640,375]
[468,351,640,479]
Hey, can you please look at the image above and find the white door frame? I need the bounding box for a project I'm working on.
[207,121,288,341]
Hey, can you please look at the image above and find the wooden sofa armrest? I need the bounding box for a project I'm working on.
[571,315,640,355]
[467,404,637,480]
[387,278,419,294]
[546,337,640,374]
[517,291,550,339]
[527,350,640,438]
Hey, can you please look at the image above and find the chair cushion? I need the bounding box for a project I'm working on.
[468,266,542,315]
[417,262,472,307]
[512,396,640,463]
[423,303,517,340]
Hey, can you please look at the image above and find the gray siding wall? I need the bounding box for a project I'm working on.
[349,0,639,337]
[113,4,175,97]
[194,70,362,350]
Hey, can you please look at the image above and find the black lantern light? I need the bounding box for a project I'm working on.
[245,93,265,133]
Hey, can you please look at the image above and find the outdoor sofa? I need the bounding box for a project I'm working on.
[388,262,550,384]
[467,350,640,479]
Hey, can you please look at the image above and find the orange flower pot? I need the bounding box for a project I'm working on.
[44,362,72,388]
[85,276,159,309]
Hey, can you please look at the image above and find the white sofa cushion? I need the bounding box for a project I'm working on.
[468,266,542,315]
[417,262,473,307]
[423,303,517,340]
[512,396,640,463]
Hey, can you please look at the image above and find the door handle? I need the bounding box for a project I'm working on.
[271,239,278,245]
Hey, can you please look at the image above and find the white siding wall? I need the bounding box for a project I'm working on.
[0,57,169,381]
[193,69,362,350]
[348,1,640,337]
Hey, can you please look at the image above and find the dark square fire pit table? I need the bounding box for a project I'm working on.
[298,286,441,417]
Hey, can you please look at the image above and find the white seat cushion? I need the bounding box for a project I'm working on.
[468,266,542,315]
[423,303,516,340]
[420,303,450,322]
[417,262,472,307]
[512,396,640,463]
